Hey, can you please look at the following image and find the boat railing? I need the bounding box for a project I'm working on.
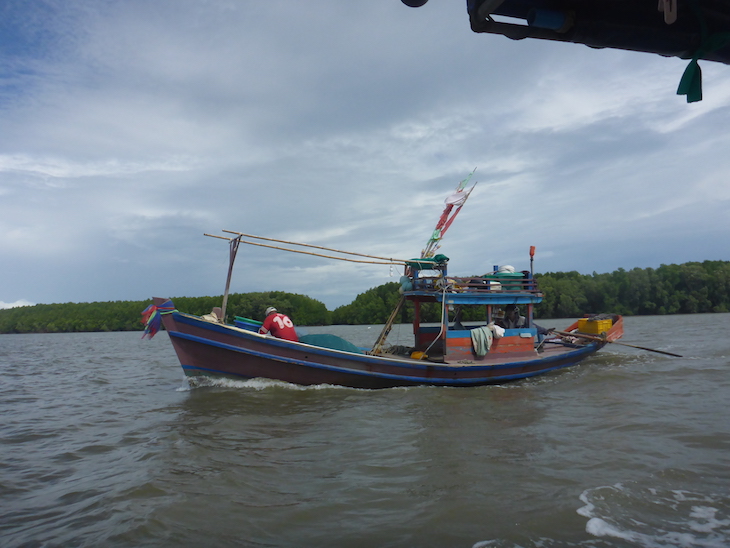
[410,273,540,295]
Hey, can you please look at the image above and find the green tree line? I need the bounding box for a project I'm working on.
[1,261,727,334]
[536,261,730,318]
[0,291,329,334]
[331,260,730,324]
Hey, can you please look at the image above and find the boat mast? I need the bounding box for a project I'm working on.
[220,234,242,323]
[370,171,477,354]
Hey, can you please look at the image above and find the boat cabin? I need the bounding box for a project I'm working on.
[401,257,544,364]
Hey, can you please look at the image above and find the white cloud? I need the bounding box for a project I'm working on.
[0,154,197,179]
[0,299,35,309]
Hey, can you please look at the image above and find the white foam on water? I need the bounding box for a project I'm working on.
[175,377,192,391]
[689,506,730,534]
[183,375,365,391]
[585,517,637,541]
[576,489,596,518]
[471,541,499,548]
[578,482,730,548]
[176,374,467,392]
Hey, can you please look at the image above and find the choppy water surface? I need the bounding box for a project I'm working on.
[1,314,729,547]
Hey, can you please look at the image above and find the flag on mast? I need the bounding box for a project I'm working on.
[422,169,477,258]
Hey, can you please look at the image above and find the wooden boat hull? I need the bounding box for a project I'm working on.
[155,298,621,389]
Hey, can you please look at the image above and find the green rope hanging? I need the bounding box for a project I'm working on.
[677,57,703,103]
[677,0,730,103]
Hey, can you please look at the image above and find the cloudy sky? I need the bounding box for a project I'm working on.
[2,0,729,311]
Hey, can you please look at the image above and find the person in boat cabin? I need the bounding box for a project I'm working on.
[497,304,553,342]
[259,307,299,342]
[496,304,526,329]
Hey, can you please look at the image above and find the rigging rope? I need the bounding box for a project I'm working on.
[205,233,409,266]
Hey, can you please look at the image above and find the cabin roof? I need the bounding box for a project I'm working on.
[467,0,730,65]
[405,0,730,102]
[404,271,544,305]
[405,290,543,305]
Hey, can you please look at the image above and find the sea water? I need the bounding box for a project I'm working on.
[1,314,729,547]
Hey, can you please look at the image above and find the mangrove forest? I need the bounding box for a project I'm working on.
[0,260,728,334]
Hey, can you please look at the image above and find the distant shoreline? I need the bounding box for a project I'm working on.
[2,261,728,334]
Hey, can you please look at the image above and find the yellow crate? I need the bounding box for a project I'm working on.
[577,318,612,334]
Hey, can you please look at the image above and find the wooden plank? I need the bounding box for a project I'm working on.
[491,336,534,354]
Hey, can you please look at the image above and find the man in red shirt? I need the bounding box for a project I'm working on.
[259,307,299,342]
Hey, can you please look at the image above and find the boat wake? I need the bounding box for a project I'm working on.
[179,375,364,392]
[468,471,730,548]
[578,476,730,547]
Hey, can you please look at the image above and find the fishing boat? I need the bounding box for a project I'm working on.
[146,262,624,388]
[143,174,632,388]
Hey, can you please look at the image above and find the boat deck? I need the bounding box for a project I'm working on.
[378,338,589,366]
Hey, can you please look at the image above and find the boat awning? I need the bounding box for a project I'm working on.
[404,290,543,306]
[466,0,730,65]
[403,0,730,102]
